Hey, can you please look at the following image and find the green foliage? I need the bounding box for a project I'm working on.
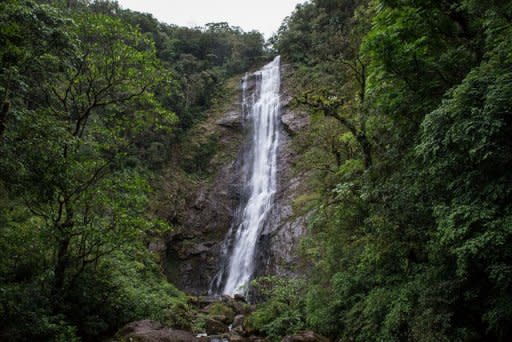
[416,22,512,338]
[0,1,265,341]
[163,302,195,331]
[248,277,307,341]
[182,134,220,175]
[117,9,266,135]
[270,0,512,341]
[6,0,511,341]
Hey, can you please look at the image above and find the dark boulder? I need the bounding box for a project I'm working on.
[116,320,200,342]
[282,331,330,342]
[204,317,229,335]
[234,294,247,303]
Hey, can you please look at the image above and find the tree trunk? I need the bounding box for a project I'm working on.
[52,236,70,300]
[0,101,9,137]
[357,133,372,169]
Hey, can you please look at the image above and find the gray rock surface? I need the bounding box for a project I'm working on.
[217,111,242,129]
[282,331,330,342]
[254,63,310,280]
[163,102,246,294]
[281,109,309,135]
[116,320,200,342]
[164,62,309,295]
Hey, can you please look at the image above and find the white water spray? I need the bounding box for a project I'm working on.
[222,56,281,295]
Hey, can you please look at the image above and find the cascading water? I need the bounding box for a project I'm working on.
[213,56,281,296]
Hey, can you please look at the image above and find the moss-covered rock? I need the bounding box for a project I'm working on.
[206,302,236,322]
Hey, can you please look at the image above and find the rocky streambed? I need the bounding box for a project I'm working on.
[113,295,329,342]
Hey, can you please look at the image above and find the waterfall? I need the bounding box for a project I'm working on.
[214,56,281,296]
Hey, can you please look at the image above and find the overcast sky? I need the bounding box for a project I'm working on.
[116,0,307,38]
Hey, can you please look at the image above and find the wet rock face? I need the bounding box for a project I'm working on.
[164,144,244,294]
[255,63,310,279]
[164,63,308,295]
[164,74,258,295]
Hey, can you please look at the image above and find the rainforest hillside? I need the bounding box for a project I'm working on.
[0,0,265,340]
[1,0,512,341]
[250,0,512,341]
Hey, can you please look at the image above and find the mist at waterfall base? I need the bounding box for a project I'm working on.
[211,56,281,296]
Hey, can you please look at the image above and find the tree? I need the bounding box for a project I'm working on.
[288,0,373,169]
[417,22,512,337]
[0,0,74,137]
[270,0,512,341]
[1,11,174,302]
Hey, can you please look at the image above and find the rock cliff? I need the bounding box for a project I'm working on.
[255,63,309,279]
[159,64,308,295]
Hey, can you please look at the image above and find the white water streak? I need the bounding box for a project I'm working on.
[223,56,281,295]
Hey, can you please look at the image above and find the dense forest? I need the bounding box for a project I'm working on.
[253,0,512,341]
[0,0,265,340]
[1,0,512,341]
